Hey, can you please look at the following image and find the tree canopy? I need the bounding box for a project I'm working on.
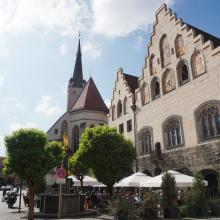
[4,128,64,220]
[69,125,136,195]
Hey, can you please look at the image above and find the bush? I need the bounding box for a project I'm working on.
[208,198,220,216]
[179,205,196,218]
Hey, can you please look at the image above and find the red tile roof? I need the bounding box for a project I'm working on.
[71,77,109,113]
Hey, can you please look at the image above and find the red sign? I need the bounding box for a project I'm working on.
[56,168,66,178]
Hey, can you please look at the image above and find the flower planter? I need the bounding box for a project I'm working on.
[143,208,158,219]
[114,210,128,220]
[163,207,180,218]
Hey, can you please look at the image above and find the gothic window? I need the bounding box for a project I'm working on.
[175,34,186,58]
[177,60,190,86]
[196,102,220,141]
[149,54,157,75]
[117,100,122,118]
[163,116,184,148]
[160,34,171,67]
[191,49,206,77]
[139,128,153,155]
[151,77,160,100]
[61,121,68,138]
[141,83,150,105]
[112,105,116,121]
[162,69,176,94]
[72,125,79,152]
[119,124,124,134]
[123,97,127,114]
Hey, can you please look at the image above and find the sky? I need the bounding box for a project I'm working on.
[0,0,220,156]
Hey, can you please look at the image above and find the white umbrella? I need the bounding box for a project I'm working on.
[140,170,208,188]
[114,172,152,187]
[68,175,103,186]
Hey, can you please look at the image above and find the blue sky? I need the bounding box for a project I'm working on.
[1,0,220,156]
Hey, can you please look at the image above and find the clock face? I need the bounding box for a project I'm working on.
[165,72,175,93]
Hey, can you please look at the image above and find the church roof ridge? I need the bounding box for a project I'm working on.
[70,77,109,113]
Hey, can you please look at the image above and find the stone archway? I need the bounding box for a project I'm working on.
[200,169,219,197]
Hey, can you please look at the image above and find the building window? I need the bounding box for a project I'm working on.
[149,54,157,75]
[191,49,206,78]
[139,128,153,155]
[163,116,184,148]
[117,100,122,118]
[72,125,79,152]
[112,105,116,121]
[177,60,190,86]
[123,97,127,114]
[54,129,58,135]
[175,34,186,58]
[61,121,68,139]
[160,34,171,67]
[162,69,176,94]
[151,77,160,100]
[196,102,220,141]
[127,120,132,132]
[141,83,150,105]
[119,124,124,134]
[89,124,95,128]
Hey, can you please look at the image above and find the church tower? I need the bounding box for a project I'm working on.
[67,38,86,111]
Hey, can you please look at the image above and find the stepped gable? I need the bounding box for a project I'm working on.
[123,73,138,93]
[71,77,109,113]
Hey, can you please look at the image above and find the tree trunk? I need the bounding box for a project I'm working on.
[107,185,113,200]
[28,185,35,220]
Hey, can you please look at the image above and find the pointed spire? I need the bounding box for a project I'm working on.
[71,33,84,88]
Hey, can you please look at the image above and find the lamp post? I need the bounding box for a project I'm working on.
[131,93,139,172]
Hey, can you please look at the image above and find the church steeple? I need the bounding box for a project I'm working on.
[71,37,84,88]
[67,36,85,111]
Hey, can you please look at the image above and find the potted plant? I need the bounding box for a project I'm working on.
[139,191,159,219]
[161,172,180,218]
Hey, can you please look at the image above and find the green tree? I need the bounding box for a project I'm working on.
[69,151,89,187]
[161,172,178,208]
[4,128,64,220]
[70,125,136,196]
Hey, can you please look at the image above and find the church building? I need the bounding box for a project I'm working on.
[47,39,108,153]
[108,4,220,193]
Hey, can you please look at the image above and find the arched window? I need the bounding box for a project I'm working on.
[177,60,190,86]
[139,127,153,155]
[175,34,186,58]
[112,105,116,121]
[151,77,160,100]
[141,83,150,105]
[162,69,176,94]
[72,125,79,152]
[61,120,68,138]
[123,97,127,114]
[196,102,220,141]
[117,100,122,117]
[149,54,157,75]
[191,49,206,77]
[160,34,171,67]
[163,116,184,148]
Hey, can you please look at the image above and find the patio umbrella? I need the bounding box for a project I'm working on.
[140,170,208,188]
[67,175,103,186]
[114,172,152,187]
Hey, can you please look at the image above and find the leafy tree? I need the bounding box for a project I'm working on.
[69,151,89,187]
[4,128,64,220]
[161,172,178,208]
[71,125,136,196]
[218,174,220,196]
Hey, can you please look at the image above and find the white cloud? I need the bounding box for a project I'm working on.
[9,121,37,132]
[104,98,111,108]
[0,74,5,88]
[59,43,68,56]
[0,97,25,111]
[36,96,62,116]
[0,0,89,36]
[82,41,102,59]
[133,35,144,49]
[92,0,175,37]
[0,135,5,156]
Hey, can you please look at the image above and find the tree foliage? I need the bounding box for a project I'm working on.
[161,172,178,208]
[4,128,64,220]
[70,125,136,195]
